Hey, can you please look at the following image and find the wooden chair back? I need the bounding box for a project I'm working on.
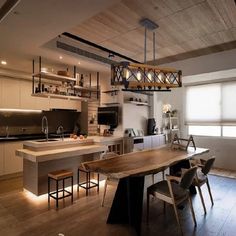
[201,157,215,175]
[180,166,198,190]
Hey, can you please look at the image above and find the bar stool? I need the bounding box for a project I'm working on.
[77,166,99,196]
[48,169,73,208]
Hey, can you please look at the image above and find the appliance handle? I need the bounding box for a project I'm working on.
[133,138,144,144]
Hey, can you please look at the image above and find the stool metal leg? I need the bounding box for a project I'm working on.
[56,179,59,209]
[77,169,80,192]
[63,178,65,198]
[71,176,73,203]
[86,171,89,196]
[48,177,50,205]
[97,173,100,192]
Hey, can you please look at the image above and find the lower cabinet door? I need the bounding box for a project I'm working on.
[4,142,23,175]
[144,136,152,149]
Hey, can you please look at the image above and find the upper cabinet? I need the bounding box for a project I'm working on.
[1,78,21,109]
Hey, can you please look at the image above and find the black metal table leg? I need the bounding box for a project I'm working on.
[107,176,145,236]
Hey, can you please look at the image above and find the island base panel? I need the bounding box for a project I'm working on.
[23,153,100,196]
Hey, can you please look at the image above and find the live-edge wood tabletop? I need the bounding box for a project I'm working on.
[82,146,209,179]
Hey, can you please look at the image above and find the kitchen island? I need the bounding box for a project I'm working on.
[16,137,107,195]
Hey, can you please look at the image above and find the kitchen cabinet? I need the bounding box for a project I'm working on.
[132,135,165,152]
[49,97,81,111]
[1,78,20,108]
[20,80,37,109]
[3,141,23,175]
[151,135,160,148]
[144,136,152,149]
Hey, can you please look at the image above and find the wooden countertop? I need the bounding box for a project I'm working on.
[82,146,209,179]
[89,136,124,143]
[16,144,107,163]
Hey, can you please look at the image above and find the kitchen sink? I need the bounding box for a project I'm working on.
[36,139,59,142]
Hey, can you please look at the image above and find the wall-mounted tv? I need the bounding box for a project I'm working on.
[97,106,119,129]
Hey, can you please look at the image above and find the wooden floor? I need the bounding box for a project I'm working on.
[0,172,236,236]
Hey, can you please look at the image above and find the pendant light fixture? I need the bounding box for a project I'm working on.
[111,18,182,92]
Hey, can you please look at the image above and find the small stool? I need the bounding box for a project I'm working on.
[77,167,99,196]
[48,170,73,208]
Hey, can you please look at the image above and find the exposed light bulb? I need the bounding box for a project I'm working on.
[126,70,130,79]
[166,74,170,84]
[148,73,152,81]
[158,73,164,82]
[41,67,48,73]
[59,56,63,60]
[137,72,141,81]
[1,60,7,65]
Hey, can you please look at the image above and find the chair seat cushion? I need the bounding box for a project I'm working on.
[148,180,188,200]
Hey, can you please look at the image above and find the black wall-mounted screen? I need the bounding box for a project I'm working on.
[97,106,119,128]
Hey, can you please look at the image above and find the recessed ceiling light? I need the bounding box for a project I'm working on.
[78,61,81,65]
[1,60,7,65]
[59,56,63,59]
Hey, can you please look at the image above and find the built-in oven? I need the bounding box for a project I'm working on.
[133,137,144,151]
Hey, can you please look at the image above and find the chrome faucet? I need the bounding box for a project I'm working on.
[42,116,48,141]
[57,125,64,141]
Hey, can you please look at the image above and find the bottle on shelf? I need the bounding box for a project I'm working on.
[79,74,84,87]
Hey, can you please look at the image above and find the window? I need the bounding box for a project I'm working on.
[188,126,221,137]
[186,82,236,137]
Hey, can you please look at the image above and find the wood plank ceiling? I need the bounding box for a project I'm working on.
[68,0,236,64]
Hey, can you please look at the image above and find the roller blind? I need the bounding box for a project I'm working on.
[186,81,236,125]
[186,84,221,125]
[222,82,236,124]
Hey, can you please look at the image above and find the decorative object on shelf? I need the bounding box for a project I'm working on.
[163,104,172,114]
[171,134,196,151]
[111,18,182,92]
[79,74,84,87]
[57,70,70,77]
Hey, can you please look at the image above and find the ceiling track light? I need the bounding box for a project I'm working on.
[0,0,21,23]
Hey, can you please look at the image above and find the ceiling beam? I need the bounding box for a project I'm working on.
[152,40,236,65]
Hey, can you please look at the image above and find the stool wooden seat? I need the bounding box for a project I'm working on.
[77,166,99,196]
[48,169,73,209]
[48,170,73,180]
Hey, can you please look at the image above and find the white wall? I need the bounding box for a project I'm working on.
[155,49,236,171]
[99,73,150,136]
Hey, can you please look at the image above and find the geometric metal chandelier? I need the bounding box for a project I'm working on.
[111,61,182,92]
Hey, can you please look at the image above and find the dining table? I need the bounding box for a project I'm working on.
[82,146,209,235]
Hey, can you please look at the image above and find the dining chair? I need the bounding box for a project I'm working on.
[147,166,198,235]
[100,152,119,207]
[191,156,215,214]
